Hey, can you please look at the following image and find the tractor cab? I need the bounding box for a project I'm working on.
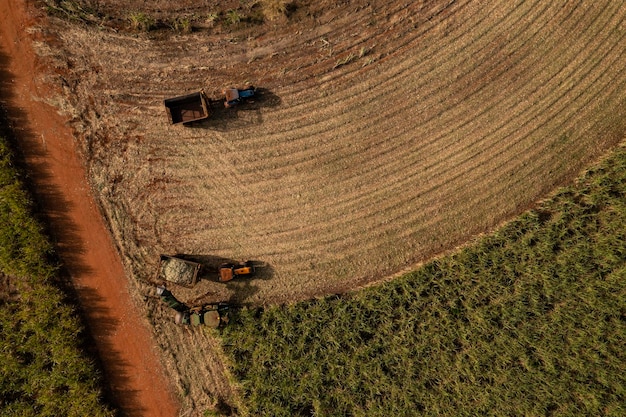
[219,261,255,282]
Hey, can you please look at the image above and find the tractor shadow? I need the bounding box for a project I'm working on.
[188,87,281,131]
[173,254,274,306]
[223,260,274,305]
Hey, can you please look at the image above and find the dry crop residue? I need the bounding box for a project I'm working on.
[28,0,626,414]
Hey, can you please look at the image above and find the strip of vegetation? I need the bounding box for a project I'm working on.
[41,0,301,33]
[0,127,114,416]
[223,143,626,416]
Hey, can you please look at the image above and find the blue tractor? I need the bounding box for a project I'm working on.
[223,86,256,108]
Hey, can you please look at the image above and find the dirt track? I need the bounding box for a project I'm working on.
[0,1,179,415]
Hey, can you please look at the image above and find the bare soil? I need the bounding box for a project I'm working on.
[7,0,626,415]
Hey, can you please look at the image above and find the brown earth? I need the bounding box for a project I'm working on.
[0,0,180,416]
[5,0,626,415]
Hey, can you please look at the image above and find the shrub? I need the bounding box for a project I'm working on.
[128,12,155,32]
[170,16,193,33]
[225,9,242,26]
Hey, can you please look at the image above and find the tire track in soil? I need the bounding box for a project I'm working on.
[0,1,180,416]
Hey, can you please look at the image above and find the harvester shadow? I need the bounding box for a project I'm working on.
[171,254,274,305]
[189,87,281,131]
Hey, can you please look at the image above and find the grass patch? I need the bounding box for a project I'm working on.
[41,0,101,24]
[333,52,357,69]
[42,0,303,32]
[222,143,626,416]
[333,46,373,69]
[128,12,156,32]
[224,9,243,26]
[0,123,114,416]
[169,16,193,34]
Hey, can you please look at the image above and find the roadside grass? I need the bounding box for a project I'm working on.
[0,129,114,416]
[222,143,626,416]
[128,11,156,32]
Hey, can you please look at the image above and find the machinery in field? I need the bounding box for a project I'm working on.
[164,90,210,125]
[155,255,255,286]
[218,261,255,282]
[222,86,256,108]
[155,255,203,288]
[164,86,256,124]
[153,255,255,326]
[156,286,229,328]
[174,303,230,328]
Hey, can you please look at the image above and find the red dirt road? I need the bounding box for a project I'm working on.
[0,1,180,416]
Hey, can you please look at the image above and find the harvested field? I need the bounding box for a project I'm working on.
[38,0,626,305]
[26,0,626,414]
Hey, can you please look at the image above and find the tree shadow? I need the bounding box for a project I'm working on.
[0,48,144,415]
[69,286,144,416]
[0,52,90,279]
[186,87,282,131]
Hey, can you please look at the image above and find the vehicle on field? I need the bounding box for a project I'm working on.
[155,255,202,287]
[164,90,210,125]
[219,261,256,282]
[156,286,187,312]
[156,255,255,286]
[156,285,229,328]
[164,86,256,124]
[223,86,256,108]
